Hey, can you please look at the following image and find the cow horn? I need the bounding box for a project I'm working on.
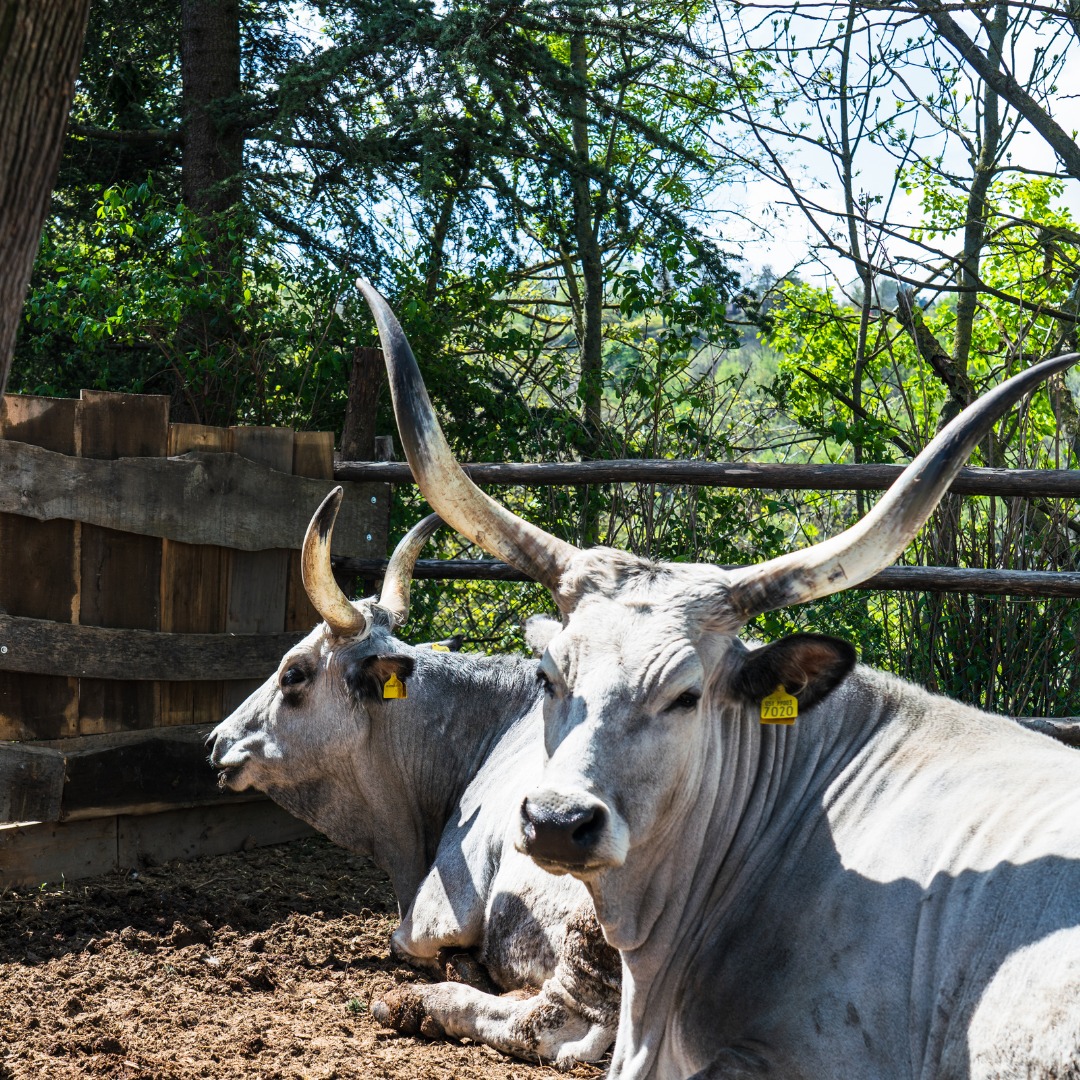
[356,279,580,606]
[302,487,369,637]
[728,352,1080,620]
[377,512,443,627]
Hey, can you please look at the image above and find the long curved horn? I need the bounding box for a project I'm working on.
[728,352,1080,620]
[356,279,580,605]
[302,487,369,637]
[378,512,443,627]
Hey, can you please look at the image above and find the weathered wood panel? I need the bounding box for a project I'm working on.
[0,395,79,740]
[0,803,315,888]
[223,427,294,712]
[59,724,254,820]
[160,423,229,727]
[77,391,169,734]
[0,440,383,552]
[0,723,259,825]
[0,614,303,680]
[0,725,259,825]
[0,817,118,888]
[117,802,314,870]
[0,744,65,823]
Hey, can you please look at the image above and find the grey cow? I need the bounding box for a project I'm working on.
[208,494,618,1067]
[362,275,1080,1080]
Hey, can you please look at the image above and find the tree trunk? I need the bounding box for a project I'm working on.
[177,0,243,404]
[838,0,870,514]
[951,5,1007,408]
[181,0,243,248]
[0,0,91,399]
[569,32,604,453]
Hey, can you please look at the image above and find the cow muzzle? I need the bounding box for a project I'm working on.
[518,791,624,873]
[208,734,252,791]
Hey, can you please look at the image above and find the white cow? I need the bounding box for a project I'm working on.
[208,495,619,1067]
[361,275,1080,1080]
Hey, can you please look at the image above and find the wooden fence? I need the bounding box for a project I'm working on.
[0,390,387,886]
[333,460,1080,599]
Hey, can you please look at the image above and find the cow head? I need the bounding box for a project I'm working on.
[209,489,437,823]
[358,279,1077,937]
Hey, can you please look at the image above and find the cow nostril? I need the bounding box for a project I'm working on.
[571,804,606,848]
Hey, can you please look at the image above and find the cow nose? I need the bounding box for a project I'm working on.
[520,796,608,865]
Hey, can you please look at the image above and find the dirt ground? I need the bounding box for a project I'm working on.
[0,836,606,1080]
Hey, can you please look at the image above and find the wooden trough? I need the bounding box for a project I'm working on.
[0,390,388,888]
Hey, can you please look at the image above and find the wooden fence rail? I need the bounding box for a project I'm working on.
[332,558,1080,599]
[333,458,1080,499]
[334,456,1080,599]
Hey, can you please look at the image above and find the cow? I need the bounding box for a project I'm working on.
[359,276,1080,1080]
[207,496,619,1067]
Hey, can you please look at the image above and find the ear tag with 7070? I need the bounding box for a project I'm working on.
[383,673,408,700]
[760,686,797,724]
[430,643,451,653]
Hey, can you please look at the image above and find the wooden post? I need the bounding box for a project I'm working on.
[339,346,383,462]
[285,431,335,632]
[0,396,80,740]
[160,423,230,726]
[76,392,170,734]
[339,346,385,598]
[222,426,294,712]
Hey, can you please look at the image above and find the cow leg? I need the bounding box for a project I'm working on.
[374,905,619,1067]
[390,858,489,972]
[371,980,614,1068]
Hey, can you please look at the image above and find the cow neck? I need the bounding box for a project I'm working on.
[359,649,542,908]
[601,678,883,1079]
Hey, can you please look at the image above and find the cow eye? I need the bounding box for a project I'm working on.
[280,666,307,689]
[668,690,700,712]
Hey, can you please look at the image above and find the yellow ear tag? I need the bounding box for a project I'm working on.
[760,686,798,724]
[383,672,408,700]
[430,643,451,653]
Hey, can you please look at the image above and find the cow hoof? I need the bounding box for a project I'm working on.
[438,948,497,993]
[372,986,446,1040]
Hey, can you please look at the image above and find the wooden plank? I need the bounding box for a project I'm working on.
[2,724,264,826]
[76,391,170,734]
[0,614,304,680]
[333,458,1080,499]
[0,440,383,553]
[0,395,79,740]
[118,802,315,869]
[0,804,315,888]
[0,743,65,823]
[223,427,294,712]
[285,431,334,632]
[0,817,118,888]
[59,724,259,820]
[160,424,229,727]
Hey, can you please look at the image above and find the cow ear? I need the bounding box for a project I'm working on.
[345,654,416,701]
[524,614,561,657]
[414,634,464,652]
[730,633,856,712]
